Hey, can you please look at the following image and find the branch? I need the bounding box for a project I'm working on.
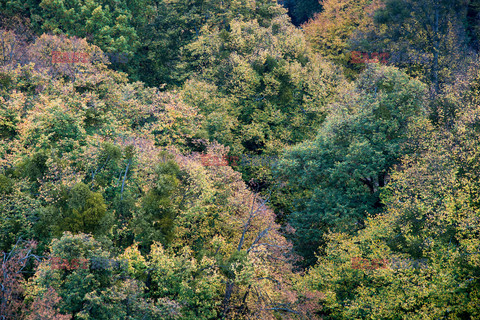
[238,194,259,252]
[359,177,375,194]
[120,159,131,200]
[247,225,272,254]
[91,156,110,186]
[263,304,306,320]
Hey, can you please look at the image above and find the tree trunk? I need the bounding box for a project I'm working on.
[221,280,234,319]
[120,159,131,200]
[432,2,440,93]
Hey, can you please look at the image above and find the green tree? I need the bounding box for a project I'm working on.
[137,0,287,86]
[149,243,223,320]
[303,96,480,319]
[39,0,143,56]
[0,177,39,252]
[166,146,321,319]
[40,182,112,237]
[276,65,427,266]
[26,232,174,319]
[180,16,344,205]
[134,154,182,251]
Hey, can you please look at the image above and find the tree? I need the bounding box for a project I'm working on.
[276,64,427,266]
[303,0,382,79]
[180,15,344,208]
[301,68,480,319]
[466,0,480,50]
[169,144,321,319]
[133,153,182,251]
[39,182,112,237]
[0,240,54,320]
[76,278,180,320]
[0,31,207,252]
[26,232,173,319]
[370,0,471,93]
[0,177,39,253]
[136,0,286,86]
[26,287,71,320]
[35,0,142,56]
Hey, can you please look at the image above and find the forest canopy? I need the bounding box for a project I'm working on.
[1,0,480,319]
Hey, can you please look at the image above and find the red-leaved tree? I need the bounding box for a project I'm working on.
[0,239,70,320]
[0,240,38,320]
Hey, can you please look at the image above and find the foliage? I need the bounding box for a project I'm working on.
[136,0,287,86]
[0,32,203,248]
[182,16,343,156]
[26,232,175,319]
[276,64,427,266]
[180,16,344,210]
[0,178,39,253]
[133,154,182,250]
[39,182,112,237]
[368,0,471,92]
[0,38,318,316]
[303,0,382,79]
[25,287,71,320]
[2,2,480,318]
[0,240,61,320]
[1,0,288,87]
[0,0,150,73]
[302,75,480,319]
